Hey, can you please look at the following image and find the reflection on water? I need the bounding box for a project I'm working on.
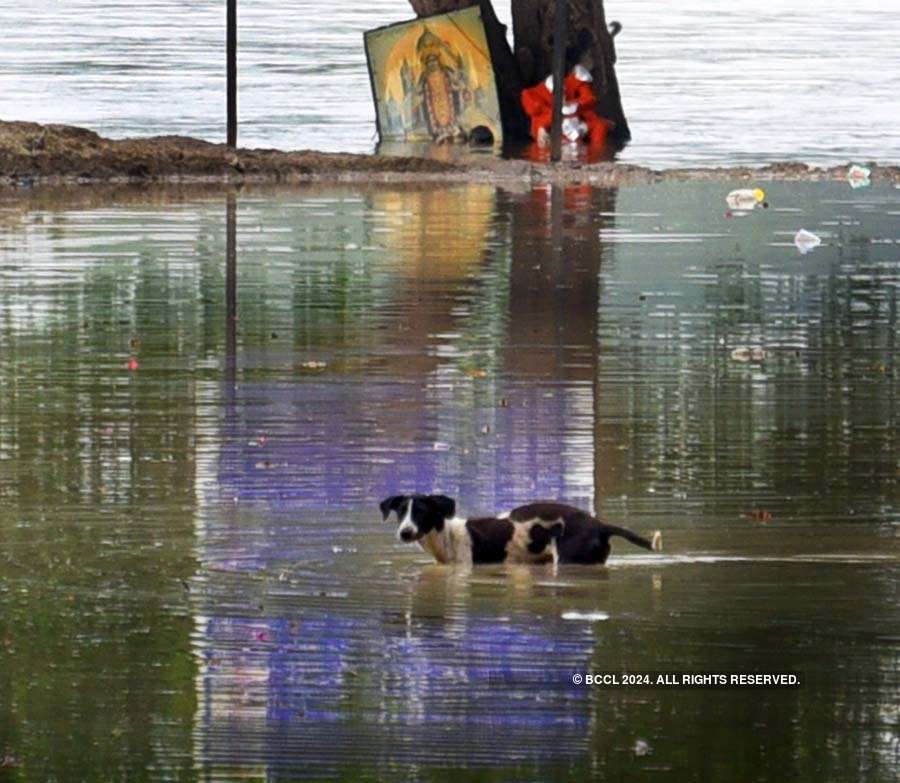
[1,181,898,781]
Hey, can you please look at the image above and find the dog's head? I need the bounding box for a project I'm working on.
[379,494,456,543]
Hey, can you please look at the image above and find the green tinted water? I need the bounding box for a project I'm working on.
[0,181,897,781]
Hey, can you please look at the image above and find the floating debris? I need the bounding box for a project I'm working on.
[794,228,822,255]
[746,510,773,523]
[633,739,652,757]
[1,753,23,769]
[731,346,768,362]
[300,360,327,370]
[432,441,451,451]
[726,188,768,211]
[561,610,610,622]
[128,357,138,371]
[846,164,871,189]
[465,368,488,379]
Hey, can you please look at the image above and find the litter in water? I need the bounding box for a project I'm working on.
[794,229,822,255]
[633,740,652,757]
[846,164,871,189]
[726,188,768,211]
[730,346,768,362]
[562,610,610,622]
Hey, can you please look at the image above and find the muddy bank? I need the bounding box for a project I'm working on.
[2,120,898,190]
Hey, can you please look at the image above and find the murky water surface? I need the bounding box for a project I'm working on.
[1,1,899,166]
[1,181,899,781]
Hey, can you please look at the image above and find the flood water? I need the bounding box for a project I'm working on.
[2,1,899,167]
[0,180,898,781]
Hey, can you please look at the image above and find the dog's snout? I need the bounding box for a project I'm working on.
[399,527,415,542]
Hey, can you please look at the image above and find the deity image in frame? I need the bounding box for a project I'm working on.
[364,6,504,144]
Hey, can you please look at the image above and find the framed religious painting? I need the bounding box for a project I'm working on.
[364,6,503,145]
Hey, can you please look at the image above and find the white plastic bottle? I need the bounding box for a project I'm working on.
[726,188,767,211]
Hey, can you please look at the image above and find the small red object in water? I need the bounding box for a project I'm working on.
[724,210,734,219]
[128,358,138,371]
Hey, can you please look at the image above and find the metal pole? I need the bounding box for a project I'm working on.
[227,0,237,147]
[225,191,237,384]
[549,0,568,162]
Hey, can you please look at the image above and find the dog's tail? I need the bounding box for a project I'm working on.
[603,524,663,552]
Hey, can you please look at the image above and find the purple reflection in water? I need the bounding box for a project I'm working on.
[195,609,593,776]
[217,378,589,513]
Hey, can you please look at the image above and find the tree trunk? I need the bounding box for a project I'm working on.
[512,0,630,141]
[407,1,629,143]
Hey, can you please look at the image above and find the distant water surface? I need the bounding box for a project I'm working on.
[1,0,898,166]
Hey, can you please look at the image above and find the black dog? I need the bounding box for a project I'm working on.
[380,494,661,565]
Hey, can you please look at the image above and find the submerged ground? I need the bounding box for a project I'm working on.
[0,178,897,781]
[2,120,900,190]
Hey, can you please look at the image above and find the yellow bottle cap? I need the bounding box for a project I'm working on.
[753,188,766,202]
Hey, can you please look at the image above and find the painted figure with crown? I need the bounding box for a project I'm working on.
[413,28,473,141]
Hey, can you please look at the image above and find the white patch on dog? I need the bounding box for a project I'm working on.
[507,518,560,565]
[417,516,471,564]
[396,500,417,542]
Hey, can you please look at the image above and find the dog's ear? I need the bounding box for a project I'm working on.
[379,495,407,521]
[428,494,455,519]
[548,522,564,540]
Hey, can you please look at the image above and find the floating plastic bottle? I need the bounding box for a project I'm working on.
[794,229,822,255]
[847,164,871,189]
[725,188,768,211]
[731,346,768,362]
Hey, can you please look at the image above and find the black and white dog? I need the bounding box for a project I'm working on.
[380,494,662,565]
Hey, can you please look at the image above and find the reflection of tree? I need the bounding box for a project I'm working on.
[4,185,897,782]
[0,203,204,779]
[505,183,622,513]
[594,226,899,520]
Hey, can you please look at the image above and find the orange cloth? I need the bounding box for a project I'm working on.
[520,80,553,142]
[564,72,610,147]
[521,71,612,147]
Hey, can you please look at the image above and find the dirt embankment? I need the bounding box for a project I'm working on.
[0,120,455,186]
[1,119,898,189]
